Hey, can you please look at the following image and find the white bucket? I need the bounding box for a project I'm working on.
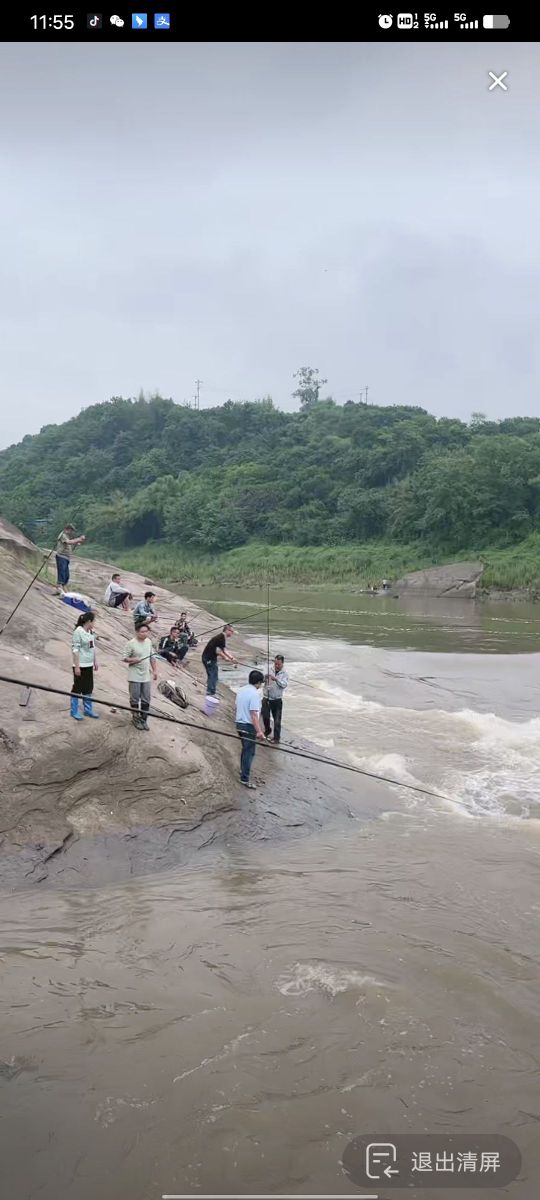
[202,695,219,717]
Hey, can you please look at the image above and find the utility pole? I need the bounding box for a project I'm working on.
[194,379,202,410]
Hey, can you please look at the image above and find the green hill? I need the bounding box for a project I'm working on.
[2,391,540,589]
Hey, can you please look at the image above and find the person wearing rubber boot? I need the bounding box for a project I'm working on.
[71,611,99,720]
[124,622,158,730]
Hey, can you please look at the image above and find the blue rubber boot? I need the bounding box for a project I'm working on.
[83,697,99,719]
[70,696,83,721]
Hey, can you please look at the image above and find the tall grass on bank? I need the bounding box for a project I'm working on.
[76,536,540,592]
[79,540,437,586]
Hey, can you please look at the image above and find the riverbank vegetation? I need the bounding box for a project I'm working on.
[1,383,540,590]
[76,535,540,592]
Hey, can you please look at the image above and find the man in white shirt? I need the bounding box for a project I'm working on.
[104,573,132,611]
[235,669,265,789]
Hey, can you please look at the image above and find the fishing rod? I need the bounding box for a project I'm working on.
[195,600,292,641]
[0,547,55,637]
[266,576,271,687]
[0,671,455,805]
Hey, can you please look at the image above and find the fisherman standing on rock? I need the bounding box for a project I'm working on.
[201,624,237,696]
[55,522,85,592]
[262,653,288,744]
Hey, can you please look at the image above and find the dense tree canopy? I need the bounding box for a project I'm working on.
[1,390,540,555]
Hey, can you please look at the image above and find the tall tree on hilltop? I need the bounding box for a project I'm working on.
[292,367,328,411]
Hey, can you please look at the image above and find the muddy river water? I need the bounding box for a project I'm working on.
[2,589,540,1200]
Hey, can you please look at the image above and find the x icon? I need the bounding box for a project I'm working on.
[488,71,508,91]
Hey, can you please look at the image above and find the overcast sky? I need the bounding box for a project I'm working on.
[0,41,538,447]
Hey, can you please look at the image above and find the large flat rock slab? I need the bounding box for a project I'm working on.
[394,560,484,598]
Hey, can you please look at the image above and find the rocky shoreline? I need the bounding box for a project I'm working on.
[0,524,364,891]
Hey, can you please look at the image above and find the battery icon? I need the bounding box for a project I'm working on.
[483,14,510,28]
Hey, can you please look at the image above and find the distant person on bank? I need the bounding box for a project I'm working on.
[133,592,158,630]
[235,669,265,788]
[262,654,288,744]
[177,611,197,646]
[124,623,158,731]
[104,573,132,611]
[55,523,85,591]
[201,625,237,696]
[71,610,99,721]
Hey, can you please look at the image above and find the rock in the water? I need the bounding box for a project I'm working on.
[393,560,483,598]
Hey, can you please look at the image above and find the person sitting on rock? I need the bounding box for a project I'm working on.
[158,626,185,668]
[71,610,99,721]
[104,573,132,611]
[133,591,158,630]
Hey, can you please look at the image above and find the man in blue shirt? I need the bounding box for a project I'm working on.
[133,591,158,630]
[235,669,265,789]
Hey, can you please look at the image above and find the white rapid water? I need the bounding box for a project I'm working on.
[247,636,540,822]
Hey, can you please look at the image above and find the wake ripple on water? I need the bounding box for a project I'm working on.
[276,962,388,998]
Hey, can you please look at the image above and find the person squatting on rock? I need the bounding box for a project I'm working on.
[262,653,288,744]
[104,573,132,611]
[55,522,85,591]
[158,626,188,669]
[133,591,158,630]
[71,611,99,720]
[201,624,237,696]
[124,622,158,731]
[235,669,266,788]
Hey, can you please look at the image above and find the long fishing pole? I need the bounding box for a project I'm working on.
[266,576,271,687]
[195,601,291,641]
[0,547,55,637]
[0,671,455,805]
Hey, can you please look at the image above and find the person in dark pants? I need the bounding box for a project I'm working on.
[262,654,288,743]
[56,523,85,591]
[201,624,237,696]
[235,669,265,789]
[71,610,99,720]
[133,592,158,630]
[158,626,188,668]
[123,623,158,730]
[104,573,132,610]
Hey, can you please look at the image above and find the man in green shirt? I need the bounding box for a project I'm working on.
[123,623,158,730]
[55,523,85,590]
